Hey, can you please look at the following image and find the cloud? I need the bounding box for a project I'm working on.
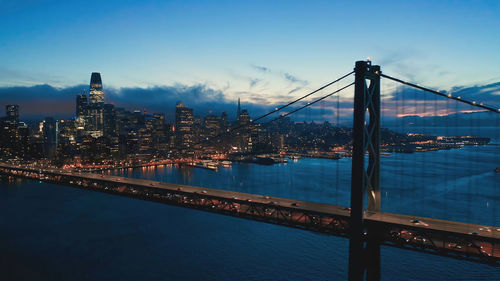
[0,84,86,119]
[451,82,500,100]
[249,64,309,89]
[288,87,302,95]
[251,64,270,73]
[249,78,261,88]
[0,67,74,87]
[385,81,500,104]
[0,83,272,121]
[2,78,497,123]
[376,49,457,88]
[0,82,346,123]
[379,80,500,119]
[283,72,308,85]
[110,84,239,120]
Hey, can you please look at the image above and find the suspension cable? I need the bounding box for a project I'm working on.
[190,82,354,153]
[252,71,354,123]
[380,73,500,114]
[192,72,354,148]
[262,83,354,125]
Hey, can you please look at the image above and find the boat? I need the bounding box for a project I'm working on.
[206,162,219,170]
[255,156,275,165]
[495,168,500,173]
[273,158,288,163]
[288,155,301,160]
[221,161,232,167]
[184,162,218,171]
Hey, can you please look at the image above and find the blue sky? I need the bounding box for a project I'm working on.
[1,0,500,118]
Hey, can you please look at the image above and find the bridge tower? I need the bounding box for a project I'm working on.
[348,60,381,281]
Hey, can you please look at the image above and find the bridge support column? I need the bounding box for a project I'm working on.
[348,60,381,281]
[365,228,381,281]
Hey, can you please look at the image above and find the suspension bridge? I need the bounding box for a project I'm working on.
[1,60,498,281]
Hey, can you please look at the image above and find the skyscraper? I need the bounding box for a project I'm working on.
[238,109,250,126]
[103,104,117,137]
[103,104,119,154]
[237,98,241,121]
[76,94,88,117]
[89,72,104,105]
[149,113,166,151]
[236,109,253,152]
[204,115,221,137]
[220,111,228,131]
[175,102,194,149]
[0,105,21,156]
[87,72,104,135]
[6,104,19,122]
[43,117,58,158]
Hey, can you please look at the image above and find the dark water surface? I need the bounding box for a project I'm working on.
[1,128,499,280]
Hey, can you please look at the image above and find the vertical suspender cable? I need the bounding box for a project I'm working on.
[421,90,427,217]
[336,94,340,205]
[413,88,418,213]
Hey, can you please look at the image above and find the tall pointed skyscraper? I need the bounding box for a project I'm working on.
[87,72,104,136]
[89,72,104,105]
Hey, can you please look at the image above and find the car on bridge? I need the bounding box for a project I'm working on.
[411,219,429,227]
[447,243,462,249]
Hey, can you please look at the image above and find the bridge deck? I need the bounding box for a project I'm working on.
[1,163,498,264]
[70,169,500,241]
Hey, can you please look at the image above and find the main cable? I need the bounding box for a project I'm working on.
[380,73,500,114]
[253,71,354,124]
[262,83,354,125]
[190,71,355,149]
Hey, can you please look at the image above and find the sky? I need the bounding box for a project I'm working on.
[1,0,500,119]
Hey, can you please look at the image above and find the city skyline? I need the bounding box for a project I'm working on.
[1,71,499,121]
[1,1,500,119]
[1,68,496,165]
